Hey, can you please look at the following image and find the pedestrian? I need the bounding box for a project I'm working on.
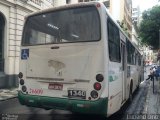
[155,66,160,81]
[146,68,154,81]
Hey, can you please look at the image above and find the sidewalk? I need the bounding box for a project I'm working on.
[0,88,18,101]
[143,79,160,114]
[143,66,160,114]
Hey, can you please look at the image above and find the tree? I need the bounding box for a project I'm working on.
[139,5,160,50]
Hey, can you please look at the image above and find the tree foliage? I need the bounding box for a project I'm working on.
[139,5,160,50]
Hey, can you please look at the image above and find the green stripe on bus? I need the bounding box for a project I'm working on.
[18,91,108,115]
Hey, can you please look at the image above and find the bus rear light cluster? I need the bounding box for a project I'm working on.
[96,74,104,82]
[94,82,101,91]
[90,74,104,99]
[18,72,27,93]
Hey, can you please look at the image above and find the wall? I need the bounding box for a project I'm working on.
[0,0,53,88]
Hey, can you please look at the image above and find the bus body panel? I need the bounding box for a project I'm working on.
[130,65,138,90]
[107,62,122,115]
[20,42,105,100]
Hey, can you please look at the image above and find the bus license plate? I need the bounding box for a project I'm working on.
[48,83,63,90]
[68,90,86,99]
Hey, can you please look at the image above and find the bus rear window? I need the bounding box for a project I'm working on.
[22,6,100,45]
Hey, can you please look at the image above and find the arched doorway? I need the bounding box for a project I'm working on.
[0,13,5,72]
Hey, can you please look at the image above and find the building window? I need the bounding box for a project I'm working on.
[78,0,90,2]
[78,0,83,2]
[30,0,42,6]
[66,0,71,4]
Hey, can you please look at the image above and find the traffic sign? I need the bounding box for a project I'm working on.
[21,49,29,60]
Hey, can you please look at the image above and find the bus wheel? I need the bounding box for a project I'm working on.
[137,78,141,90]
[138,76,142,90]
[140,76,142,83]
[129,90,133,103]
[129,83,133,103]
[129,89,132,103]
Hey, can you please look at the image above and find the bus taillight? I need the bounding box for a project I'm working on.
[18,72,23,78]
[22,86,27,92]
[90,90,98,99]
[20,79,25,85]
[94,82,101,91]
[96,74,104,82]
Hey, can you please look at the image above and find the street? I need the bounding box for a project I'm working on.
[0,97,122,120]
[0,80,150,120]
[0,98,72,120]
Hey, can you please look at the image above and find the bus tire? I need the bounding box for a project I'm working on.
[140,76,142,83]
[137,77,141,90]
[129,82,133,103]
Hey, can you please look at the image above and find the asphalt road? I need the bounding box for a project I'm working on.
[0,98,107,120]
[0,97,127,120]
[0,98,74,120]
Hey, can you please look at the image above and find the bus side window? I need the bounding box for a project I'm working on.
[107,19,121,62]
[127,40,135,65]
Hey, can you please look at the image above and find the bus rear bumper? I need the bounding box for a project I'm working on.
[18,91,108,115]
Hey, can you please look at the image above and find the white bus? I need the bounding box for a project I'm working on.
[18,1,144,117]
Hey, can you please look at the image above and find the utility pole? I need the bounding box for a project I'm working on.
[157,30,160,64]
[159,29,160,50]
[154,29,160,94]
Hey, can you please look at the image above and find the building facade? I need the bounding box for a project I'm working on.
[105,0,132,39]
[131,6,140,46]
[52,0,78,6]
[143,47,154,65]
[123,0,132,39]
[0,0,53,88]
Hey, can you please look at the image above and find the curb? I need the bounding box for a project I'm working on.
[142,80,160,114]
[0,88,18,101]
[0,95,17,101]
